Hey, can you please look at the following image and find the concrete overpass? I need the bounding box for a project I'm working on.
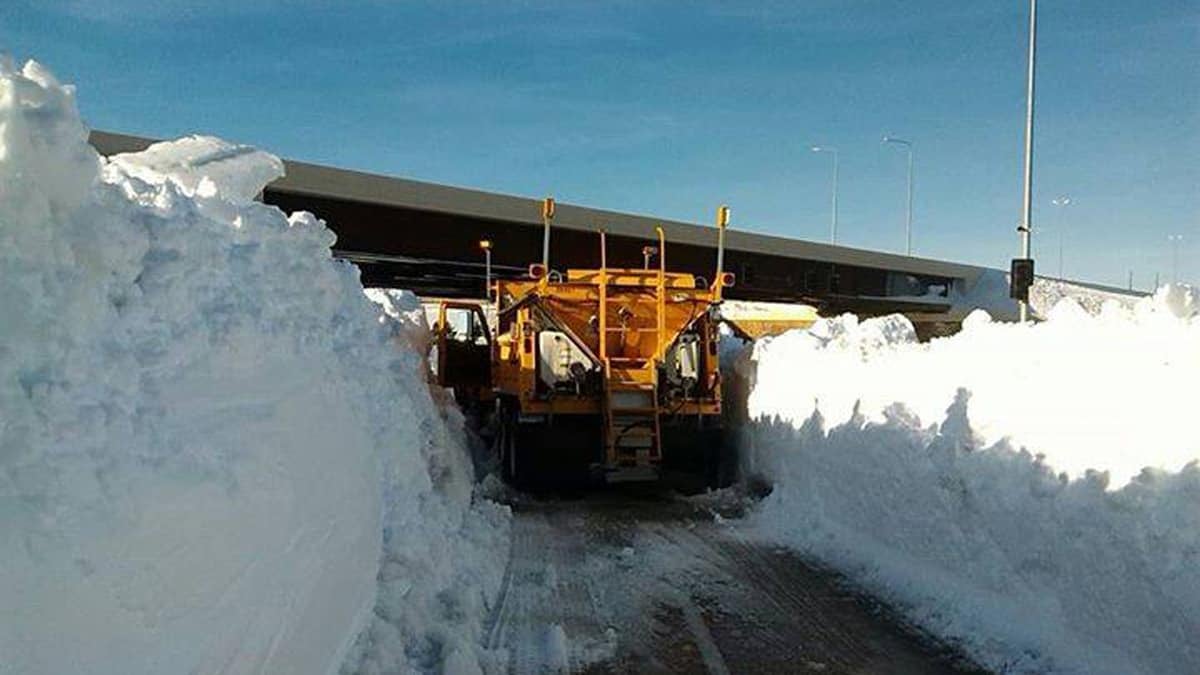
[90,131,990,318]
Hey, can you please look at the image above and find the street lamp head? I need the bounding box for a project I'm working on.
[1052,197,1071,206]
[882,135,912,147]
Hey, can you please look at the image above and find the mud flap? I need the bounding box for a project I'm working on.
[661,415,734,490]
[500,399,603,492]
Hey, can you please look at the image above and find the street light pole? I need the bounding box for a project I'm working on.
[479,239,493,300]
[882,136,914,255]
[1051,196,1071,281]
[1017,0,1039,322]
[811,145,839,243]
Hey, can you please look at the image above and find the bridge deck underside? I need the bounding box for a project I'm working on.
[264,189,953,316]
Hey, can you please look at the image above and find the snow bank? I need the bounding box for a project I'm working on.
[747,288,1196,486]
[1028,277,1143,318]
[1,58,506,675]
[740,288,1199,674]
[923,269,1145,323]
[347,289,510,675]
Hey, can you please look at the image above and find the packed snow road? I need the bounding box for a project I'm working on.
[486,491,985,674]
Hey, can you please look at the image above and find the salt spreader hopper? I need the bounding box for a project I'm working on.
[435,200,737,486]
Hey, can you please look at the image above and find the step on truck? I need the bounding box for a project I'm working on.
[435,199,737,488]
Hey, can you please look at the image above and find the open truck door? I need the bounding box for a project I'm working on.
[434,301,493,401]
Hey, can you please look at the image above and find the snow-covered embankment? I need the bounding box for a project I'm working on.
[0,58,507,674]
[740,288,1199,675]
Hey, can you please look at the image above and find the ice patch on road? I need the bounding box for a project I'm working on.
[543,624,570,673]
[741,288,1199,674]
[0,57,507,675]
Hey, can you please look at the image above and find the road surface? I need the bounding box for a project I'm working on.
[486,491,987,674]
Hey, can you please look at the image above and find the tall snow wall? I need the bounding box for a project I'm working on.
[0,58,507,675]
[740,288,1199,675]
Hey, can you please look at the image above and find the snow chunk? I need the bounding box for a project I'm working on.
[109,134,284,203]
[1148,283,1198,320]
[0,57,100,223]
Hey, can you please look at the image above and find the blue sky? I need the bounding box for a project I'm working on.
[3,0,1196,287]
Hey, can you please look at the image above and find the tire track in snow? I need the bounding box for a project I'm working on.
[677,595,730,675]
[496,494,986,674]
[484,539,516,651]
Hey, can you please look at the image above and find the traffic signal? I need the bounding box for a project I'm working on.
[1010,258,1035,301]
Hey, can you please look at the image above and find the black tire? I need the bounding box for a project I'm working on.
[508,419,525,490]
[707,426,738,489]
[497,407,512,483]
[498,397,521,487]
[657,416,728,492]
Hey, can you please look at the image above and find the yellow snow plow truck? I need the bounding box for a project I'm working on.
[434,199,737,488]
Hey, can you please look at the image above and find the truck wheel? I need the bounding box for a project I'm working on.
[704,427,735,489]
[507,425,522,489]
[498,397,525,489]
[498,413,512,483]
[496,393,535,487]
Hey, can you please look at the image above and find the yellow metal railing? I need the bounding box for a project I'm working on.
[538,196,555,293]
[713,204,730,301]
[598,229,608,361]
[655,226,666,361]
